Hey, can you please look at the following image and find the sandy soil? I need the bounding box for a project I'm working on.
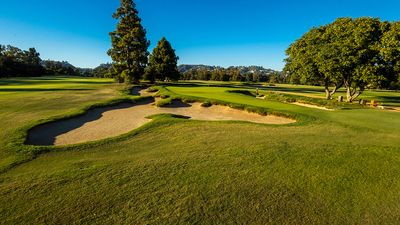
[291,102,334,111]
[275,91,326,99]
[27,100,295,146]
[131,87,156,97]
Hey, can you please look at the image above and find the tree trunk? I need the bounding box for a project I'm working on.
[330,82,343,97]
[325,87,331,100]
[324,82,342,100]
[346,86,363,102]
[346,87,352,102]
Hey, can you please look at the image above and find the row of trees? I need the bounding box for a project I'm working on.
[108,0,179,83]
[181,68,286,83]
[0,45,44,77]
[0,45,80,77]
[284,17,400,101]
[0,44,107,78]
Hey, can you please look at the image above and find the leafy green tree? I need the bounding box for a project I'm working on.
[229,69,242,81]
[285,26,343,99]
[42,60,78,76]
[0,45,5,77]
[108,0,150,83]
[143,66,156,83]
[0,45,44,77]
[197,69,211,80]
[381,22,400,89]
[285,17,387,101]
[147,37,180,82]
[92,63,112,78]
[336,18,385,102]
[252,71,261,83]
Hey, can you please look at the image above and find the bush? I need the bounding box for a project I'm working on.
[201,101,212,107]
[160,94,170,99]
[182,98,196,104]
[147,87,159,93]
[155,98,172,107]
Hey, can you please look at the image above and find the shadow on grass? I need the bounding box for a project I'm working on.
[377,96,400,106]
[0,88,93,92]
[0,77,113,86]
[166,82,326,95]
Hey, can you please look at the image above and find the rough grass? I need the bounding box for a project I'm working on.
[0,77,400,224]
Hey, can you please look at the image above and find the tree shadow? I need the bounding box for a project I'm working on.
[0,88,93,92]
[378,96,400,106]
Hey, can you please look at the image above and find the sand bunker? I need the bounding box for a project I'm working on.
[26,100,295,146]
[131,87,156,97]
[291,102,334,111]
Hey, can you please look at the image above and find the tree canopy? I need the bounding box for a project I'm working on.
[285,17,400,101]
[146,37,180,82]
[0,45,44,77]
[108,0,150,83]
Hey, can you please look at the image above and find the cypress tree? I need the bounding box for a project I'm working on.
[147,37,180,82]
[108,0,150,83]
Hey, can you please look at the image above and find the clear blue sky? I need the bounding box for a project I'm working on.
[1,0,399,70]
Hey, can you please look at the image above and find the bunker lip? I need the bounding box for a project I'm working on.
[291,102,334,111]
[26,98,295,146]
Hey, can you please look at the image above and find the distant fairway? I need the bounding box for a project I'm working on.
[1,77,400,224]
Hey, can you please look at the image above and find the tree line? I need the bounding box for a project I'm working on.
[0,44,115,78]
[284,17,400,101]
[180,67,287,83]
[0,45,44,77]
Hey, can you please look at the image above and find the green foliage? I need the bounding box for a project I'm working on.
[42,60,80,76]
[0,45,45,77]
[180,65,285,83]
[155,98,173,107]
[146,86,159,93]
[381,22,400,89]
[108,0,150,84]
[91,63,112,78]
[201,101,212,107]
[0,44,113,78]
[285,17,396,101]
[147,37,180,82]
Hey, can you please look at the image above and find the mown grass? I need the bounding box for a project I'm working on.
[0,77,400,224]
[0,76,124,172]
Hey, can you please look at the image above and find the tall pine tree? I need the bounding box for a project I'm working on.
[108,0,150,83]
[146,37,180,82]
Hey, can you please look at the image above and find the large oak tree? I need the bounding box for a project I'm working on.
[285,17,389,102]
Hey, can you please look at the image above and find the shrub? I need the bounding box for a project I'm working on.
[160,94,170,99]
[201,101,212,107]
[147,87,159,93]
[155,98,172,107]
[182,98,196,104]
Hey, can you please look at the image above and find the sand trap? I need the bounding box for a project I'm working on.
[26,100,295,146]
[131,87,156,97]
[291,102,334,111]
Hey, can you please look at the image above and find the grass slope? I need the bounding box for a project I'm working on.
[0,77,400,224]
